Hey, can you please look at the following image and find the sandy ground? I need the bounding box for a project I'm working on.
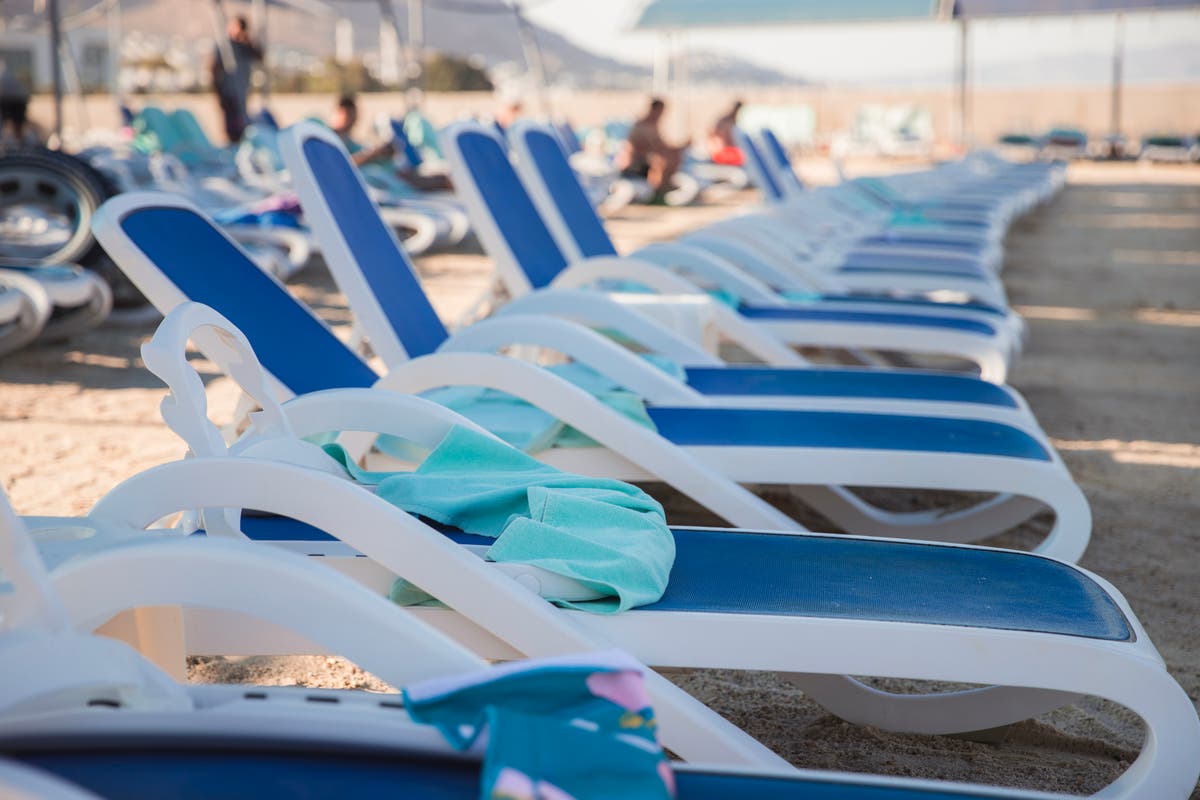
[1,162,1198,796]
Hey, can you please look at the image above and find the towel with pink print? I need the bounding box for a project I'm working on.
[403,650,675,800]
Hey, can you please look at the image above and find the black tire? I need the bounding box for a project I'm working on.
[0,146,148,308]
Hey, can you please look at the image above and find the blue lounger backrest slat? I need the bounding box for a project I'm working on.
[457,129,572,289]
[119,205,378,395]
[388,118,424,169]
[759,128,802,192]
[300,136,450,358]
[740,130,785,202]
[522,126,619,259]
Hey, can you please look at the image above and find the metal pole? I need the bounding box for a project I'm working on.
[957,17,970,150]
[251,0,269,102]
[378,0,404,88]
[407,0,424,105]
[47,0,65,142]
[652,32,670,95]
[515,3,550,116]
[1110,12,1124,148]
[108,0,123,107]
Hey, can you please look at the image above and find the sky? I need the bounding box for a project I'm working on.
[522,1,1200,86]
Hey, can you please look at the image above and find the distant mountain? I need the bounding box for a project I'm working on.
[0,0,798,89]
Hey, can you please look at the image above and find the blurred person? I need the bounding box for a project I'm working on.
[616,97,691,203]
[708,99,744,166]
[209,15,262,144]
[330,95,451,191]
[0,60,31,143]
[494,97,523,135]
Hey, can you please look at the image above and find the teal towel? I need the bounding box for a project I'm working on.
[324,425,674,614]
[377,356,684,457]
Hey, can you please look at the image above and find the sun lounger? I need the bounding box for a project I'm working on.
[0,477,1107,797]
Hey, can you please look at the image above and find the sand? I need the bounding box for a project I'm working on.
[1,162,1197,796]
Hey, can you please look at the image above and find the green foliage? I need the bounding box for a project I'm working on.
[422,53,493,92]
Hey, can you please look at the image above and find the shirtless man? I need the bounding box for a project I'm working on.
[617,98,690,202]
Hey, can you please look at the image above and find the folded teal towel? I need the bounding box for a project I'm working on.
[324,425,674,614]
[377,356,684,456]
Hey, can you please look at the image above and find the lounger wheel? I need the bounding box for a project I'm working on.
[0,271,51,356]
[37,268,113,342]
[0,146,149,309]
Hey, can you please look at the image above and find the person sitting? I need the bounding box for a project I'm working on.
[615,98,691,203]
[708,99,744,166]
[330,95,451,192]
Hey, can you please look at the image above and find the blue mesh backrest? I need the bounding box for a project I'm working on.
[741,131,784,201]
[523,127,618,259]
[760,129,802,190]
[457,129,570,289]
[119,205,378,395]
[556,121,582,155]
[301,137,449,357]
[388,118,423,168]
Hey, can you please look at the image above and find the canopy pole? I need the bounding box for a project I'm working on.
[652,32,671,95]
[378,0,404,88]
[407,0,424,107]
[251,0,269,103]
[957,16,970,151]
[514,3,551,116]
[108,0,123,108]
[1110,11,1125,149]
[47,0,65,143]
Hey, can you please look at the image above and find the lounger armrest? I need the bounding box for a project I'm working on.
[279,388,502,449]
[372,351,801,532]
[552,255,706,295]
[500,288,722,366]
[438,315,705,404]
[630,243,783,305]
[550,259,807,367]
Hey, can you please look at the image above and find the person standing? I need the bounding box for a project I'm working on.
[0,59,31,143]
[209,16,262,144]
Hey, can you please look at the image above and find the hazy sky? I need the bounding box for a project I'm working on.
[523,1,1200,85]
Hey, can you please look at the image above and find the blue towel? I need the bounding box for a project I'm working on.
[377,356,684,456]
[324,425,674,614]
[403,650,675,800]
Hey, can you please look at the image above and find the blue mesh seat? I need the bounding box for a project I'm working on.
[235,517,1124,641]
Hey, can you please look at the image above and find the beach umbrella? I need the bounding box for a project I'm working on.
[632,0,1200,147]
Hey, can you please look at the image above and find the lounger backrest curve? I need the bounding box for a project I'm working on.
[279,122,450,365]
[92,192,378,398]
[758,128,805,198]
[509,120,619,265]
[734,127,785,204]
[442,121,572,295]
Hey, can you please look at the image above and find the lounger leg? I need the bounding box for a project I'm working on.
[95,606,187,682]
[782,673,1080,735]
[788,486,1047,543]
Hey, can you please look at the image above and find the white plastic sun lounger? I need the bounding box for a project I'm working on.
[281,121,1039,430]
[15,302,1197,797]
[93,193,1091,557]
[0,263,111,342]
[1,470,1105,799]
[443,121,1019,381]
